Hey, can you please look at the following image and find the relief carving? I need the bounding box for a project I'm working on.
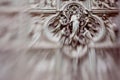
[46,3,114,58]
[30,0,56,9]
[92,0,118,9]
[27,1,120,79]
[29,1,119,58]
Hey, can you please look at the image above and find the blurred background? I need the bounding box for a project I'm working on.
[0,0,120,80]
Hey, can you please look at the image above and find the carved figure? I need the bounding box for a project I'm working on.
[102,14,117,42]
[28,1,119,80]
[92,0,117,9]
[43,0,56,8]
[30,0,56,9]
[70,12,80,39]
[47,3,110,58]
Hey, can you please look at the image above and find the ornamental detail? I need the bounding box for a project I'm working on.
[28,0,119,58]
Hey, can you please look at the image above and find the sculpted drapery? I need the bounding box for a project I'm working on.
[29,0,119,80]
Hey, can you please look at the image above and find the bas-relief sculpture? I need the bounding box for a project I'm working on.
[92,0,118,9]
[29,0,56,9]
[28,0,120,80]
